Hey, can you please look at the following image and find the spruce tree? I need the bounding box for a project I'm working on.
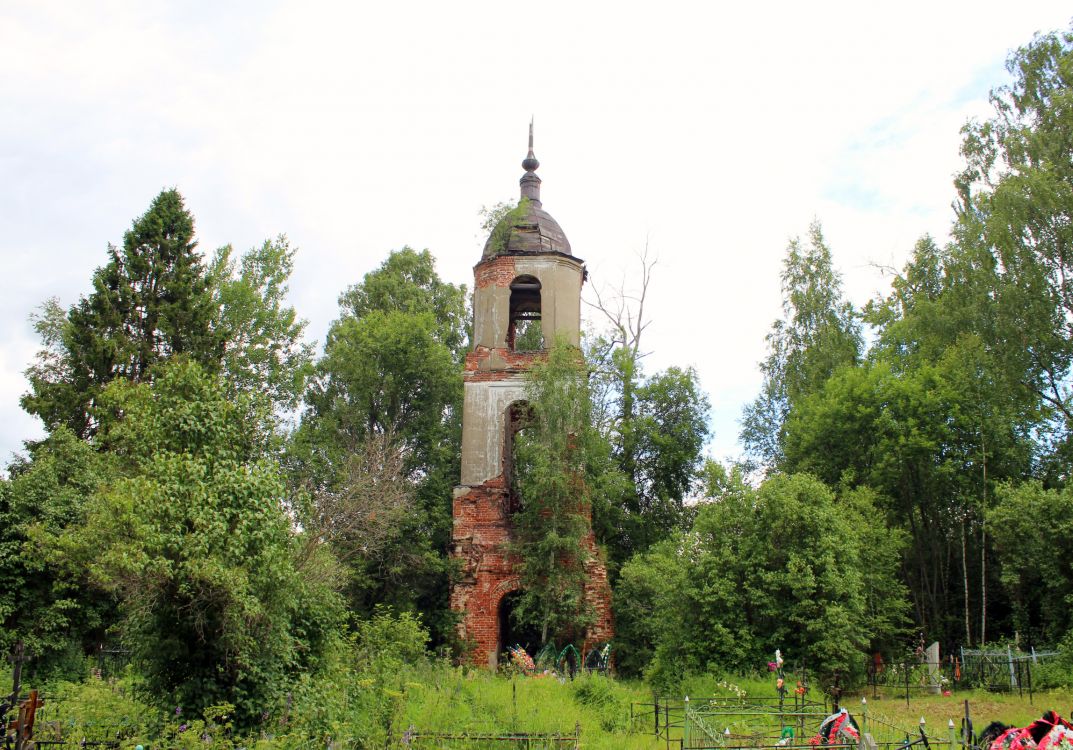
[23,189,221,436]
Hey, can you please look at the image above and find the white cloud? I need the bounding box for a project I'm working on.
[1,0,1070,465]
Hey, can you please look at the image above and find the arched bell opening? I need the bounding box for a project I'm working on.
[503,400,535,514]
[508,275,543,351]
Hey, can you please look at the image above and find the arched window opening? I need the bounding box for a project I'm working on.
[504,401,534,514]
[508,275,543,351]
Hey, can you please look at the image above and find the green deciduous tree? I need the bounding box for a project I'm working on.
[632,368,710,528]
[303,310,459,467]
[809,221,1041,646]
[510,338,617,646]
[337,246,468,359]
[590,360,710,567]
[782,348,1033,644]
[955,26,1073,471]
[988,481,1073,645]
[57,361,342,726]
[741,222,861,467]
[840,485,913,654]
[303,248,466,477]
[766,206,1050,647]
[210,235,315,415]
[0,429,115,675]
[22,191,314,442]
[606,525,688,679]
[585,253,710,568]
[615,473,904,689]
[292,248,465,639]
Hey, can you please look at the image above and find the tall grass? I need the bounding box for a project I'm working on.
[24,662,1073,748]
[395,666,654,748]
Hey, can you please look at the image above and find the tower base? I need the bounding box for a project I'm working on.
[450,480,614,669]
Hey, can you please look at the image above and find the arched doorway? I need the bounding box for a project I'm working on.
[498,590,543,657]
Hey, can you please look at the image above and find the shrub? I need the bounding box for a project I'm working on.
[572,674,631,732]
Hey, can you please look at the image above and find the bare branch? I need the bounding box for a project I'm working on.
[308,430,417,567]
[584,240,658,358]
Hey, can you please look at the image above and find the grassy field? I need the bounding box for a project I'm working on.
[398,668,655,749]
[848,687,1073,741]
[396,669,1073,749]
[27,666,1073,748]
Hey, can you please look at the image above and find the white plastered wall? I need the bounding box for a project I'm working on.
[472,256,583,349]
[460,376,528,485]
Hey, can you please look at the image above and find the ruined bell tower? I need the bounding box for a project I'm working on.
[450,126,614,668]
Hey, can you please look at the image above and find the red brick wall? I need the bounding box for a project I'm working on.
[451,478,614,669]
[464,347,545,376]
[474,256,517,289]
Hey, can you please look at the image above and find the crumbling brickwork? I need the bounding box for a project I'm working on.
[474,256,517,289]
[450,476,614,668]
[450,132,612,669]
[464,347,543,375]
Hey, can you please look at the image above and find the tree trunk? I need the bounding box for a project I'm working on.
[980,432,988,646]
[620,356,637,484]
[962,519,971,646]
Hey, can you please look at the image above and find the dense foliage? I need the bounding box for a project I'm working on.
[59,362,342,723]
[741,222,861,467]
[585,263,712,570]
[510,339,608,644]
[0,428,113,675]
[739,27,1073,654]
[614,473,906,689]
[6,191,331,724]
[22,190,219,437]
[290,247,465,639]
[2,24,1073,738]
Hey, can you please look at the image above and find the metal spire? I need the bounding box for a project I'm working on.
[520,117,541,204]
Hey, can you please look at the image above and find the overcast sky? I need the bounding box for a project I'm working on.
[2,1,1071,469]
